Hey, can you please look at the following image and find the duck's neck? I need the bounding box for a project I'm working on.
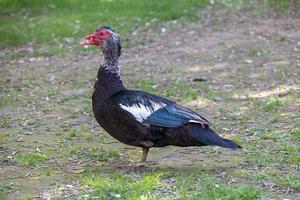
[94,56,125,99]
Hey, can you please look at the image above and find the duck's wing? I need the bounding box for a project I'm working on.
[113,90,209,128]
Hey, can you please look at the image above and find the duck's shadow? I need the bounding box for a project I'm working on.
[98,147,244,175]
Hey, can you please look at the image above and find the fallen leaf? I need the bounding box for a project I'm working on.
[70,168,85,174]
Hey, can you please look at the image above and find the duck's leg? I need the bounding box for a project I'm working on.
[140,147,149,162]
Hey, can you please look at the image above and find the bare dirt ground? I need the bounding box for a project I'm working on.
[1,4,299,200]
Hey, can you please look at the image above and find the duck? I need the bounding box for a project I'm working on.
[80,26,241,162]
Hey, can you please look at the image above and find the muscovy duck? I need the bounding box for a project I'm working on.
[81,26,241,162]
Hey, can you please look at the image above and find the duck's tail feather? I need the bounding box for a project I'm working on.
[190,124,241,149]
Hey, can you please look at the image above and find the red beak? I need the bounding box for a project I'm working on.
[80,32,99,46]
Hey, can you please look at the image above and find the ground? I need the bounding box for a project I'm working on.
[0,1,300,200]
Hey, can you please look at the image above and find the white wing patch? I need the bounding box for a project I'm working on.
[188,119,208,128]
[120,101,166,123]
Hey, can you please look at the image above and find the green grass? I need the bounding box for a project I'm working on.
[0,116,9,128]
[220,0,298,13]
[183,89,199,101]
[78,171,261,199]
[0,0,209,49]
[0,183,14,199]
[291,128,300,140]
[136,79,157,93]
[80,172,162,199]
[272,175,300,191]
[262,97,285,112]
[79,147,119,161]
[17,153,47,166]
[195,184,261,200]
[0,134,6,143]
[1,0,297,50]
[174,173,261,200]
[265,0,296,12]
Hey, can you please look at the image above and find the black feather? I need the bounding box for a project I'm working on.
[97,26,115,32]
[190,124,242,149]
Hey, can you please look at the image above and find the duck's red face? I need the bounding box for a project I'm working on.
[80,29,111,46]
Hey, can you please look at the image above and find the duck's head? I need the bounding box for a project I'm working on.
[81,26,121,58]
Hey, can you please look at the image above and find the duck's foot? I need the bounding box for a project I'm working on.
[135,160,156,167]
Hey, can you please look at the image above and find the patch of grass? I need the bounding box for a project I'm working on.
[248,125,269,134]
[162,81,202,102]
[245,147,280,166]
[196,184,261,200]
[0,0,209,49]
[262,97,284,112]
[164,84,177,97]
[248,123,299,165]
[81,147,119,161]
[175,173,261,200]
[69,129,77,138]
[254,170,300,191]
[0,91,19,106]
[16,153,47,166]
[240,44,270,58]
[30,119,48,127]
[62,94,75,102]
[0,135,6,142]
[280,143,298,154]
[75,147,120,161]
[65,125,91,139]
[201,85,222,100]
[82,103,93,114]
[0,116,9,128]
[80,172,161,199]
[221,0,298,13]
[162,81,187,98]
[154,81,218,105]
[280,144,300,164]
[266,0,296,12]
[274,61,287,81]
[244,44,260,57]
[0,80,9,90]
[47,88,58,97]
[290,153,300,164]
[1,128,23,137]
[0,183,14,199]
[244,137,300,165]
[272,175,300,190]
[183,89,199,101]
[291,128,300,141]
[136,79,157,93]
[260,129,291,141]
